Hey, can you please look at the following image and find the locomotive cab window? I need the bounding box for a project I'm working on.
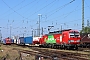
[69,32,79,37]
[69,32,74,37]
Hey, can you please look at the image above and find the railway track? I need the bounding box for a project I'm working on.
[15,46,89,60]
[30,47,90,60]
[20,49,89,60]
[11,44,90,51]
[3,44,90,60]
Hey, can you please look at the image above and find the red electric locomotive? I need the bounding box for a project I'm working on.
[39,29,81,49]
[3,37,12,44]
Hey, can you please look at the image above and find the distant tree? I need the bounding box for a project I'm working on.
[80,26,90,33]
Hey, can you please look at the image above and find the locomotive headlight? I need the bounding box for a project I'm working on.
[70,40,74,42]
[76,40,80,42]
[68,40,74,43]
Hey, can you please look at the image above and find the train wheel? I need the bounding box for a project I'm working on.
[66,46,70,50]
[74,47,78,50]
[51,44,54,48]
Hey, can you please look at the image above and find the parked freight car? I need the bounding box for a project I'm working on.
[24,36,33,45]
[12,36,17,44]
[80,33,90,48]
[16,38,20,44]
[18,36,33,45]
[33,37,41,44]
[11,39,14,44]
[3,37,12,44]
[19,37,24,45]
[39,29,81,49]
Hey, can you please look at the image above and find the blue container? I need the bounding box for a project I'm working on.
[24,36,33,44]
[19,37,24,44]
[11,39,14,43]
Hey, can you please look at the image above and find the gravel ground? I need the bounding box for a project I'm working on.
[0,44,36,60]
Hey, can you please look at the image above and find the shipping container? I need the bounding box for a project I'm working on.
[24,36,33,45]
[12,36,17,43]
[16,36,20,44]
[16,39,20,44]
[33,37,41,44]
[14,39,16,43]
[19,37,24,45]
[11,39,14,44]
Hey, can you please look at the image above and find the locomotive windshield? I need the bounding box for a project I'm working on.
[69,32,80,37]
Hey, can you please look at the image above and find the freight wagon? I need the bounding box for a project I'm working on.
[24,36,33,45]
[19,37,24,45]
[12,36,17,44]
[19,36,33,45]
[80,33,90,48]
[39,29,81,49]
[33,37,41,44]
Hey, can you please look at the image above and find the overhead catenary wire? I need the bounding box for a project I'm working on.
[1,0,76,24]
[0,0,89,37]
[56,17,90,25]
[41,6,82,23]
[40,17,89,31]
[1,0,37,20]
[1,0,41,26]
[0,0,25,16]
[18,0,57,25]
[46,0,75,18]
[3,0,55,22]
[2,0,26,19]
[43,6,89,25]
[40,0,90,29]
[16,0,36,11]
[34,0,77,24]
[27,0,56,18]
[85,0,90,10]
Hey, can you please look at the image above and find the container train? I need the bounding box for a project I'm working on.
[10,36,41,46]
[2,29,90,49]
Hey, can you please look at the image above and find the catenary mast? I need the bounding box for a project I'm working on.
[82,0,84,30]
